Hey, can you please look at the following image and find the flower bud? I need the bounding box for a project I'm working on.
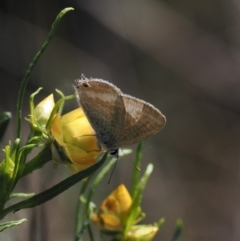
[126,224,159,241]
[33,94,55,127]
[51,108,103,172]
[92,184,132,232]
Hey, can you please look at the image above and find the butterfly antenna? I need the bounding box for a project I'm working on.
[108,158,118,184]
[120,149,140,171]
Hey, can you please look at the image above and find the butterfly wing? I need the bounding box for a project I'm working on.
[76,78,126,148]
[114,94,166,147]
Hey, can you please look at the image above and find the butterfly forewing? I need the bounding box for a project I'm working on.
[76,78,127,148]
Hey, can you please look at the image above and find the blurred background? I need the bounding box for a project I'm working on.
[1,0,240,240]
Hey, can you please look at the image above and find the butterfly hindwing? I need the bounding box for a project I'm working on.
[113,95,166,147]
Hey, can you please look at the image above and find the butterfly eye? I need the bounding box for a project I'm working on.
[82,82,89,88]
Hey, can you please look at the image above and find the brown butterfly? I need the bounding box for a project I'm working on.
[75,75,166,157]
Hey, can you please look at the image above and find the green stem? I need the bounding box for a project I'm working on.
[85,158,116,220]
[131,141,144,197]
[45,94,76,130]
[13,143,41,185]
[171,220,183,241]
[0,152,107,219]
[0,112,12,142]
[21,145,52,177]
[16,7,74,139]
[124,163,153,236]
[87,225,94,241]
[74,177,93,241]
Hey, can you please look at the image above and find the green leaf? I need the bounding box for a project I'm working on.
[12,142,43,188]
[28,87,44,132]
[124,163,154,236]
[55,89,66,115]
[21,145,52,177]
[131,141,144,197]
[0,219,27,232]
[16,7,74,139]
[45,93,76,131]
[10,138,21,164]
[0,152,108,219]
[74,177,93,241]
[0,112,12,142]
[0,142,15,211]
[157,218,165,228]
[9,193,35,200]
[171,220,183,241]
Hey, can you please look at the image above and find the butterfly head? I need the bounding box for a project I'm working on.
[75,75,92,91]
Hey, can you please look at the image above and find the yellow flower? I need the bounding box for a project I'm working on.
[51,108,103,172]
[33,94,55,127]
[125,224,159,241]
[92,184,132,233]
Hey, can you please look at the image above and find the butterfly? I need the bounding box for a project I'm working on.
[75,75,166,157]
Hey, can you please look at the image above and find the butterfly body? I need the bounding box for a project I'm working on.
[75,76,166,155]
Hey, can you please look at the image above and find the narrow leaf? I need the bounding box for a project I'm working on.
[0,219,27,232]
[131,141,144,197]
[0,152,108,219]
[0,112,12,142]
[16,7,74,139]
[171,220,183,241]
[9,193,35,200]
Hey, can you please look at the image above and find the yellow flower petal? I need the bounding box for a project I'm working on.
[61,108,86,125]
[62,125,100,154]
[50,108,103,173]
[101,196,119,214]
[92,184,132,232]
[106,184,132,215]
[100,214,121,230]
[51,114,64,145]
[63,143,96,166]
